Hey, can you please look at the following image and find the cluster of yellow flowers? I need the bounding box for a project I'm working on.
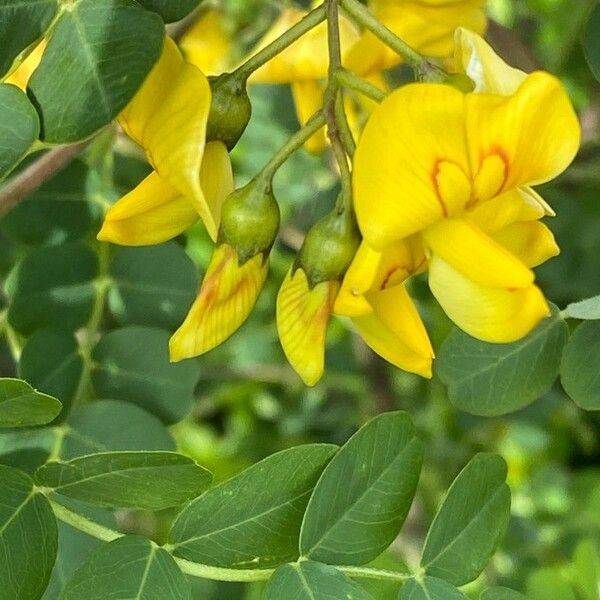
[93,1,579,386]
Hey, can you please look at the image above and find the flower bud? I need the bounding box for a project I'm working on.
[218,179,280,264]
[206,73,252,150]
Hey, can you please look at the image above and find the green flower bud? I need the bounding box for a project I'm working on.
[218,179,280,264]
[297,205,361,288]
[207,73,252,150]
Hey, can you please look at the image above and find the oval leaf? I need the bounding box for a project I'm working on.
[170,444,337,569]
[436,310,568,416]
[137,0,202,23]
[420,453,511,586]
[564,295,600,320]
[28,0,164,142]
[0,464,57,599]
[0,377,61,427]
[300,411,423,565]
[91,326,198,423]
[60,535,191,600]
[0,83,39,179]
[560,320,600,410]
[35,451,212,509]
[583,5,600,82]
[264,561,374,600]
[400,577,468,600]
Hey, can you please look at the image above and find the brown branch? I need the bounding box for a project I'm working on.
[0,141,90,219]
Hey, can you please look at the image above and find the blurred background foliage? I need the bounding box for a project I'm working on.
[0,0,599,598]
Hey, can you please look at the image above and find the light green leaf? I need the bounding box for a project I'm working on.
[583,5,600,82]
[6,242,98,334]
[481,587,527,600]
[19,328,83,420]
[108,243,197,330]
[300,411,422,565]
[170,444,337,569]
[35,451,212,509]
[420,453,511,586]
[91,326,199,424]
[564,295,600,320]
[436,309,568,416]
[399,577,468,600]
[560,321,600,410]
[570,539,600,600]
[61,400,175,460]
[0,0,56,77]
[28,0,164,142]
[0,464,57,600]
[527,568,577,600]
[60,535,192,600]
[137,0,203,22]
[0,83,39,180]
[0,377,61,427]
[264,561,374,600]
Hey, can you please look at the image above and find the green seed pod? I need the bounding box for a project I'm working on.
[206,73,252,150]
[218,179,280,264]
[298,205,361,288]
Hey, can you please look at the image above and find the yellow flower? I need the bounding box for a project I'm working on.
[99,37,232,245]
[5,41,45,90]
[170,244,269,361]
[345,0,487,76]
[335,236,434,377]
[353,45,580,342]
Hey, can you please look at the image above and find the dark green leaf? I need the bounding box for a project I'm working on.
[0,0,56,77]
[35,451,212,509]
[0,377,61,427]
[436,310,568,416]
[0,83,39,179]
[137,0,202,23]
[399,577,468,600]
[6,242,98,335]
[0,427,55,473]
[481,587,527,600]
[300,411,422,565]
[2,159,92,246]
[0,464,57,600]
[264,561,374,600]
[91,326,198,423]
[28,0,164,142]
[560,321,600,410]
[420,453,511,586]
[170,444,337,569]
[583,5,600,82]
[60,535,192,600]
[108,243,197,330]
[527,568,576,600]
[564,295,600,320]
[61,400,175,460]
[19,328,83,420]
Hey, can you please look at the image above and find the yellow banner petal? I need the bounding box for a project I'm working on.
[97,171,198,246]
[276,267,338,386]
[291,81,327,153]
[493,221,559,268]
[118,37,216,238]
[170,245,268,361]
[429,255,550,343]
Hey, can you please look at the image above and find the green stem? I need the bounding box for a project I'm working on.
[232,3,327,81]
[335,68,386,102]
[334,92,356,157]
[49,499,412,583]
[340,0,444,79]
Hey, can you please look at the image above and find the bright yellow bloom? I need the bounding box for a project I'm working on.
[345,0,487,76]
[99,37,230,245]
[277,267,340,386]
[5,41,45,90]
[352,34,580,342]
[170,244,269,361]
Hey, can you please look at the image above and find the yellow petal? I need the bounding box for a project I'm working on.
[291,81,327,153]
[180,9,231,76]
[169,245,267,360]
[118,37,216,238]
[454,28,526,95]
[423,218,534,288]
[5,41,45,90]
[466,72,580,194]
[493,221,559,268]
[97,172,198,245]
[353,83,470,248]
[428,255,550,342]
[276,268,338,386]
[353,284,433,378]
